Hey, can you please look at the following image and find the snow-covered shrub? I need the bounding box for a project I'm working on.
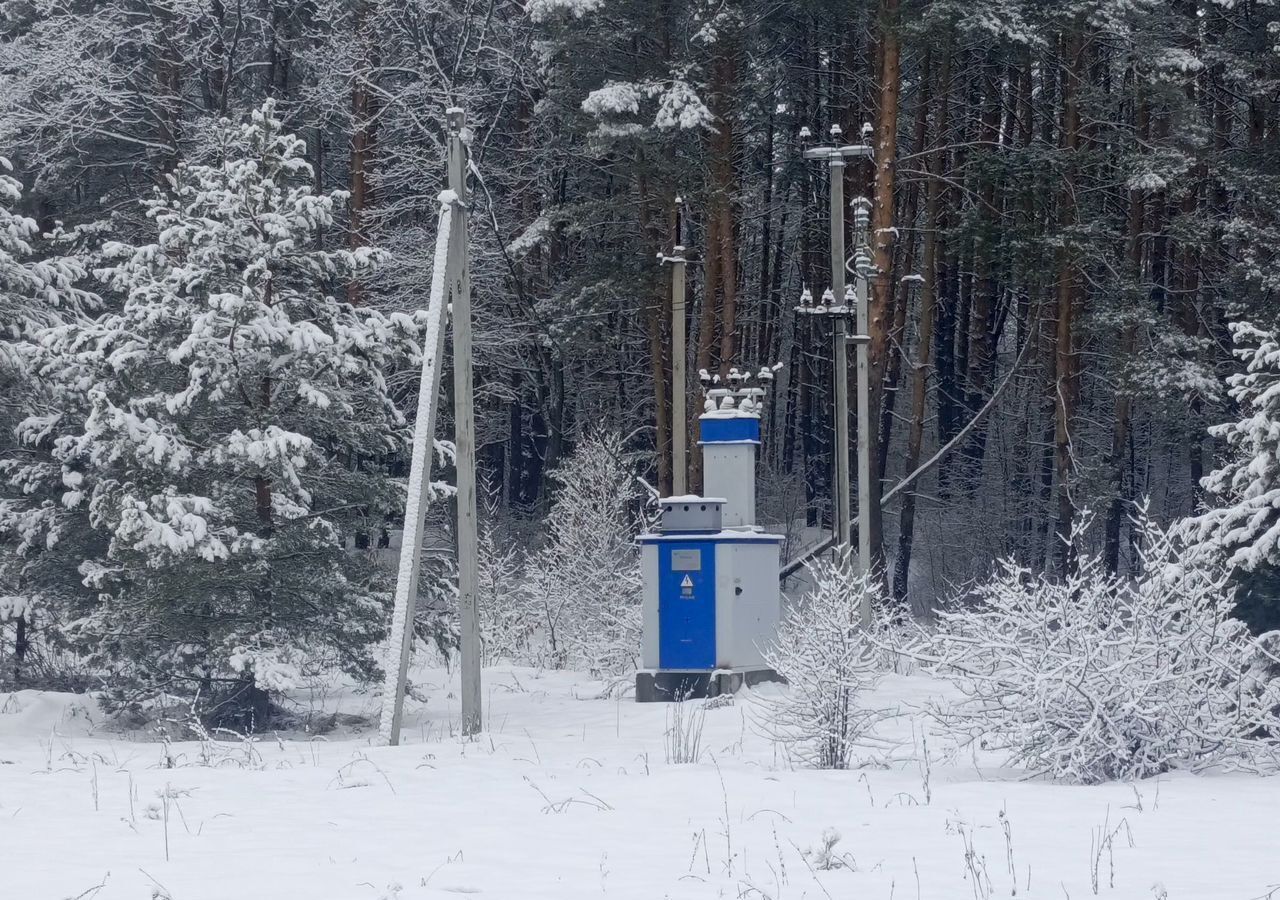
[0,102,425,726]
[520,431,646,677]
[1190,322,1280,633]
[756,552,882,769]
[867,585,920,675]
[477,516,532,666]
[922,514,1280,783]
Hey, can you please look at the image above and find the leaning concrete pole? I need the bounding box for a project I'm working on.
[380,180,456,746]
[670,197,688,496]
[447,108,483,737]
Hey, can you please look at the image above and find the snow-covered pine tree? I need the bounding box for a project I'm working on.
[0,156,94,685]
[1190,322,1280,632]
[4,102,426,725]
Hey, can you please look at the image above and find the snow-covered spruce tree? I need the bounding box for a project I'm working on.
[0,156,94,685]
[754,553,883,770]
[922,513,1280,783]
[521,431,646,677]
[6,102,425,726]
[1190,322,1280,633]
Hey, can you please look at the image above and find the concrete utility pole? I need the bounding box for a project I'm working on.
[380,112,468,745]
[850,195,874,622]
[380,109,482,745]
[827,144,852,552]
[662,197,688,496]
[447,108,483,737]
[798,126,873,598]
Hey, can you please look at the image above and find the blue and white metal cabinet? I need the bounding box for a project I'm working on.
[636,406,786,701]
[639,529,783,675]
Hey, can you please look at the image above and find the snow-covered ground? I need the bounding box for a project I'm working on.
[2,668,1277,900]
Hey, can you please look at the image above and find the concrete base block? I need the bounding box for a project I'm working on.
[635,668,783,702]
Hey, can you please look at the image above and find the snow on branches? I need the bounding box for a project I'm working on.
[526,0,604,23]
[0,155,96,682]
[0,102,427,722]
[0,156,94,406]
[0,157,94,347]
[581,79,713,140]
[918,514,1280,784]
[755,553,883,770]
[518,431,648,679]
[1191,321,1280,573]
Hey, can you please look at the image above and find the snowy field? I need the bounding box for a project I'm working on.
[2,668,1278,900]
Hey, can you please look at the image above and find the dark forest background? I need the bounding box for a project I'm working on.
[4,0,1280,619]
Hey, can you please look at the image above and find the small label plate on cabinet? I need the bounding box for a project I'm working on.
[671,549,702,571]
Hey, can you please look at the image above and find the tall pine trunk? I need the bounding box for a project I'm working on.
[877,48,931,486]
[866,0,901,574]
[894,44,948,610]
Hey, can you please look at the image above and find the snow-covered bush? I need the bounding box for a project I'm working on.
[476,511,532,666]
[756,552,882,769]
[520,431,646,677]
[921,515,1280,783]
[0,102,425,725]
[1190,322,1280,633]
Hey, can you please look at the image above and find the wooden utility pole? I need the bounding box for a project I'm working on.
[447,108,482,737]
